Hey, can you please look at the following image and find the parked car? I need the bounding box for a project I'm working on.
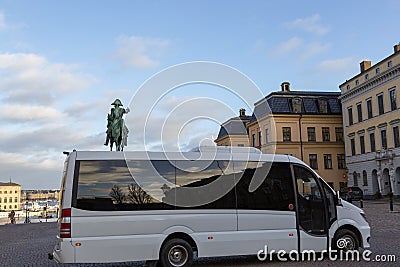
[340,187,364,201]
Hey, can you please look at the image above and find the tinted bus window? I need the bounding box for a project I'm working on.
[174,160,236,209]
[74,160,175,211]
[235,162,295,211]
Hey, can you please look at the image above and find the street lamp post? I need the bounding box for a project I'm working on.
[24,201,29,223]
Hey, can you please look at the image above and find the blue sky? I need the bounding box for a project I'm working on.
[1,0,400,189]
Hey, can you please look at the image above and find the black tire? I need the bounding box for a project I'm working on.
[333,229,359,251]
[159,238,193,267]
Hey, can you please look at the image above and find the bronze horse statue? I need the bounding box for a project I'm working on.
[104,99,129,151]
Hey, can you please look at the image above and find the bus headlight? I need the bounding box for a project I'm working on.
[360,212,367,222]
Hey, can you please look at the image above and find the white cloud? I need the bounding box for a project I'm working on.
[113,35,169,69]
[318,57,358,72]
[0,53,95,104]
[0,104,66,122]
[301,42,331,59]
[287,14,329,35]
[272,37,304,57]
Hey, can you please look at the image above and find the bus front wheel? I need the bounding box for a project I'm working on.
[333,229,359,251]
[160,238,193,267]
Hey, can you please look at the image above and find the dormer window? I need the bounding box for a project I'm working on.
[318,98,328,113]
[355,79,359,86]
[292,98,302,113]
[346,85,350,90]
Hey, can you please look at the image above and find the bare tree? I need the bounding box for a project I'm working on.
[127,184,153,204]
[109,185,126,204]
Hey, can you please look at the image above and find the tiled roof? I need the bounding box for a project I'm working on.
[249,91,342,122]
[216,116,250,139]
[0,182,21,186]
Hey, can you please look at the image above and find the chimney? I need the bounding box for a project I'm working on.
[239,108,246,117]
[360,60,371,72]
[394,43,400,53]
[281,82,290,92]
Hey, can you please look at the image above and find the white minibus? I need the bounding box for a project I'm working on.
[51,147,370,266]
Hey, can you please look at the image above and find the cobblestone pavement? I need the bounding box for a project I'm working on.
[0,200,399,267]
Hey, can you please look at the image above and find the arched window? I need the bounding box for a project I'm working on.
[363,170,368,186]
[353,171,358,186]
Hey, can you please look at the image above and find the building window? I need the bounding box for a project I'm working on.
[389,88,397,111]
[346,85,350,90]
[394,126,400,148]
[348,107,353,125]
[367,99,373,119]
[14,197,17,202]
[283,127,291,142]
[381,129,387,149]
[357,103,363,122]
[365,73,369,80]
[355,79,359,86]
[252,134,256,147]
[309,154,318,169]
[237,144,244,147]
[378,94,384,115]
[324,154,332,169]
[350,138,356,156]
[318,99,328,113]
[360,135,365,154]
[388,60,393,68]
[337,154,346,169]
[376,68,380,74]
[265,128,270,143]
[363,171,368,186]
[9,197,12,202]
[258,131,262,146]
[335,127,343,142]
[322,127,330,142]
[292,98,302,113]
[370,132,376,152]
[307,127,316,142]
[353,172,358,186]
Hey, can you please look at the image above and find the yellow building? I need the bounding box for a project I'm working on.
[0,182,22,211]
[216,82,346,190]
[339,44,400,197]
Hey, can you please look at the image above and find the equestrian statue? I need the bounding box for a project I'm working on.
[104,99,130,151]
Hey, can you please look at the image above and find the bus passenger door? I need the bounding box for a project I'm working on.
[235,162,298,255]
[293,165,328,252]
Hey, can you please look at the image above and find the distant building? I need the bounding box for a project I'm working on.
[0,182,22,211]
[215,82,346,190]
[214,108,251,147]
[339,44,400,197]
[22,190,60,201]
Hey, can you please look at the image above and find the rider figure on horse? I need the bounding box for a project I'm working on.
[104,99,130,151]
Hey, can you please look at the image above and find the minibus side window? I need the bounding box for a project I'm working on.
[174,160,236,209]
[320,180,337,226]
[74,160,175,211]
[294,165,326,235]
[235,162,295,211]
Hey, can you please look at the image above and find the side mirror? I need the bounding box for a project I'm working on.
[336,191,342,206]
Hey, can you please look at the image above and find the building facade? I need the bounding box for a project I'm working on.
[339,44,400,197]
[21,190,60,201]
[216,83,346,191]
[0,182,22,211]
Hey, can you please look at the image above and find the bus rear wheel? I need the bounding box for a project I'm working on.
[160,238,193,267]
